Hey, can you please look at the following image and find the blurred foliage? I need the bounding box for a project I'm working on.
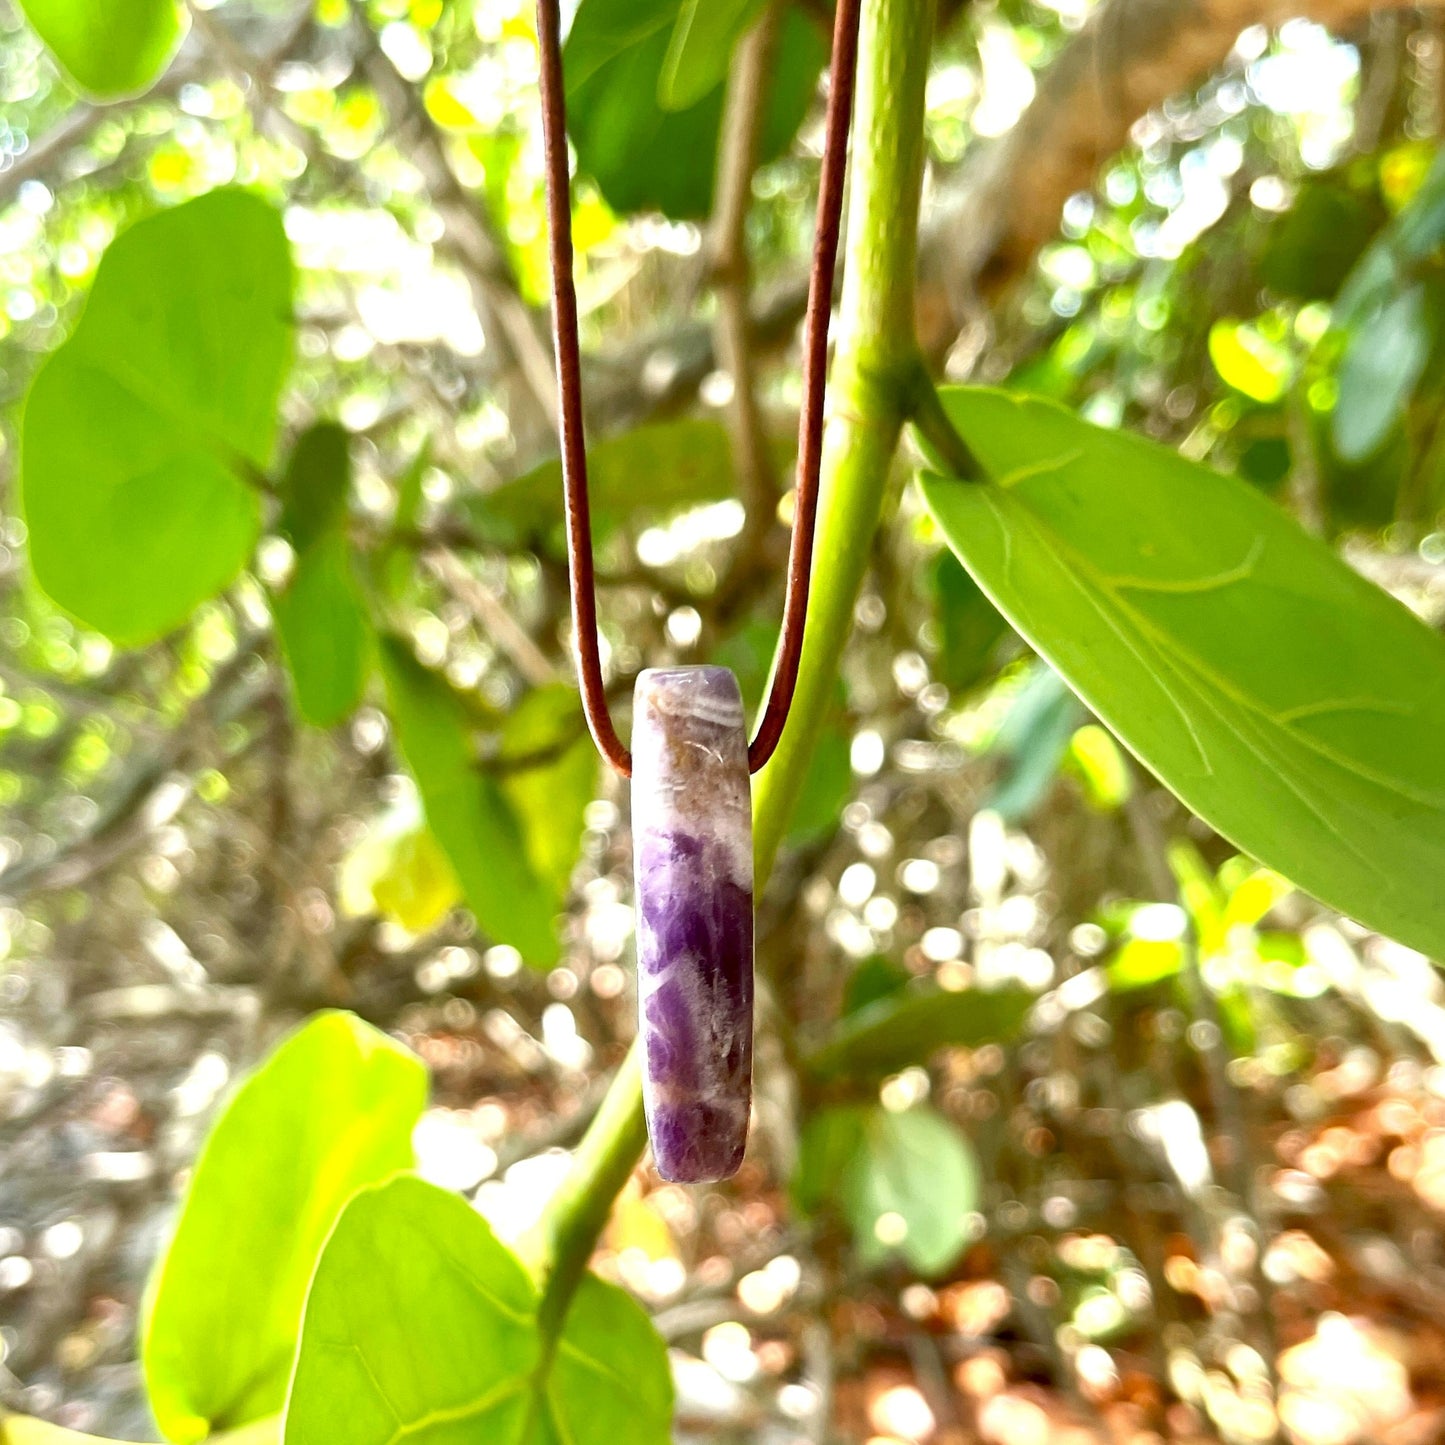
[6,1,1445,1444]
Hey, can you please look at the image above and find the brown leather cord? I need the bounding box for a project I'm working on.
[535,0,864,778]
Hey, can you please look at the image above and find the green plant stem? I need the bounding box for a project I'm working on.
[526,0,939,1344]
[906,364,983,481]
[753,0,938,879]
[529,1043,647,1340]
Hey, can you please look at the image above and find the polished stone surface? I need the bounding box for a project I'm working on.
[632,666,753,1183]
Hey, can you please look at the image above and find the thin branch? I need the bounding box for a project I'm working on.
[712,3,785,551]
[425,548,558,689]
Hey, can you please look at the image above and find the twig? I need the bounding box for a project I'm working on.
[424,548,557,688]
[712,3,785,562]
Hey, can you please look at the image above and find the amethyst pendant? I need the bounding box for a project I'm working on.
[632,666,754,1183]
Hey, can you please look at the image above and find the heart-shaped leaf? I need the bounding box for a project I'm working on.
[143,1013,426,1443]
[22,190,292,645]
[284,1177,673,1445]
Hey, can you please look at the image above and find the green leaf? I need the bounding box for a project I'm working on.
[277,423,352,555]
[1332,285,1431,462]
[143,1013,426,1444]
[564,0,824,219]
[658,0,762,111]
[272,425,371,728]
[984,663,1085,823]
[843,1106,978,1276]
[931,550,1010,695]
[533,1275,674,1445]
[17,0,187,98]
[1067,723,1132,811]
[919,387,1445,961]
[474,419,742,549]
[1106,938,1185,991]
[1208,319,1294,404]
[339,801,463,934]
[274,533,372,729]
[379,639,560,964]
[499,687,596,901]
[792,1105,867,1217]
[1258,176,1383,302]
[22,190,292,646]
[841,955,911,1018]
[285,1178,674,1445]
[284,1176,540,1445]
[806,983,1034,1080]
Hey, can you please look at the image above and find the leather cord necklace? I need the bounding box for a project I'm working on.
[535,0,863,1182]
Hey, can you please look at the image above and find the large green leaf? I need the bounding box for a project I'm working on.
[18,0,187,98]
[564,0,825,218]
[806,982,1034,1080]
[22,190,292,646]
[379,639,561,963]
[284,1177,673,1445]
[143,1013,426,1444]
[919,387,1445,961]
[843,1106,978,1276]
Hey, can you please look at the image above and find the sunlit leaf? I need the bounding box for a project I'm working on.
[379,639,560,964]
[1106,938,1184,991]
[531,1276,673,1445]
[143,1013,426,1443]
[920,387,1445,961]
[843,1106,978,1276]
[18,0,187,98]
[1208,319,1293,404]
[22,191,292,645]
[498,686,595,901]
[285,1178,673,1445]
[1068,723,1132,810]
[339,800,462,934]
[284,1177,539,1445]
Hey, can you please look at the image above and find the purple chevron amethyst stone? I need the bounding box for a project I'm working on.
[632,666,754,1183]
